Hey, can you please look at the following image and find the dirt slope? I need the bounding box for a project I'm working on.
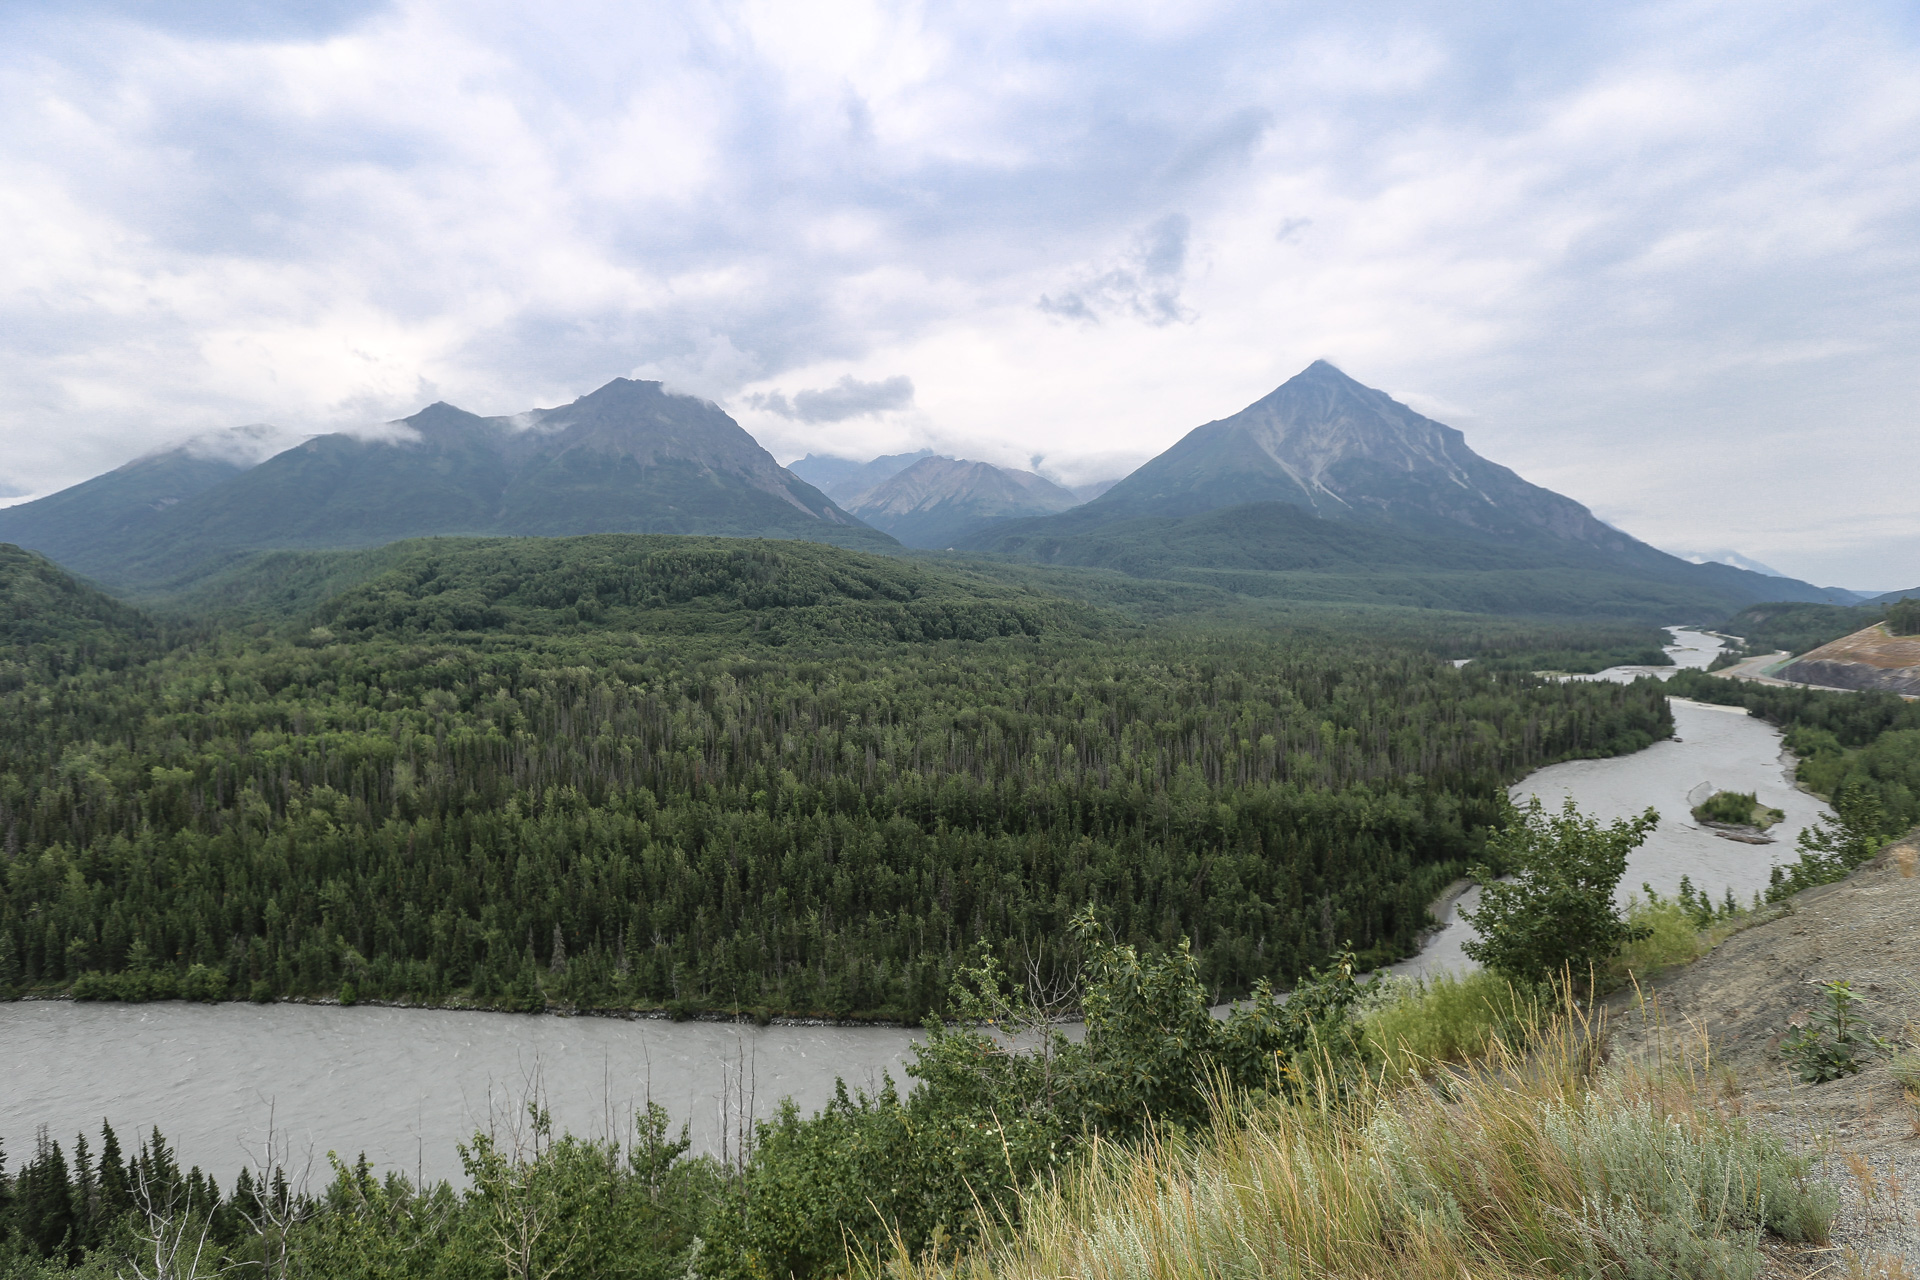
[1609,835,1920,1272]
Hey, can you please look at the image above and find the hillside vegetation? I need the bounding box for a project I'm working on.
[1715,599,1894,658]
[963,500,1778,621]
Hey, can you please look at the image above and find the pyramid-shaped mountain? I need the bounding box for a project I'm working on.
[2,380,891,589]
[962,361,1844,611]
[846,457,1082,548]
[1088,360,1627,547]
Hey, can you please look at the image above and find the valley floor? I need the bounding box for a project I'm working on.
[1608,833,1920,1274]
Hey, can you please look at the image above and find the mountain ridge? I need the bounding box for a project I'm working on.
[0,380,892,588]
[846,456,1081,548]
[960,361,1847,616]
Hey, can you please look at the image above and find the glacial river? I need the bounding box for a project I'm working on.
[0,628,1828,1185]
[1392,627,1830,978]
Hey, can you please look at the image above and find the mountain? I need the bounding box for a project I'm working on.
[4,380,893,590]
[1865,587,1920,606]
[1674,548,1786,577]
[1068,478,1122,502]
[787,450,934,505]
[0,423,308,576]
[960,361,1844,618]
[845,457,1082,548]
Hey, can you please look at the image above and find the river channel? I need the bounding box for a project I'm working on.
[1393,627,1830,978]
[0,628,1828,1185]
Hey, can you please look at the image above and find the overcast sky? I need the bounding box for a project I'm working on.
[2,0,1916,586]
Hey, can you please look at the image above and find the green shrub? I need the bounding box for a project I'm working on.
[1692,791,1783,829]
[181,963,228,1002]
[1360,970,1546,1076]
[729,913,1379,1275]
[1695,790,1759,825]
[1781,981,1892,1083]
[1462,797,1657,985]
[1610,895,1711,981]
[1768,787,1889,901]
[69,970,119,1001]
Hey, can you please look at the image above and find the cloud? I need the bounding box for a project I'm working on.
[0,1,1916,582]
[1040,214,1196,325]
[168,421,311,466]
[749,375,916,423]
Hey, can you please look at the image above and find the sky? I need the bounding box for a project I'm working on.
[1,0,1916,587]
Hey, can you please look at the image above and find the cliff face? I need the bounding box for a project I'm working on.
[1780,623,1920,696]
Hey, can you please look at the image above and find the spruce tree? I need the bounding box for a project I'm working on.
[18,1130,77,1262]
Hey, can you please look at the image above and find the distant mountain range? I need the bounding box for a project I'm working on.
[0,360,1879,620]
[788,450,1096,547]
[787,450,934,505]
[0,380,891,589]
[842,457,1081,548]
[958,361,1858,616]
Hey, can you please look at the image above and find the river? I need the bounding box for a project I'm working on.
[0,627,1827,1185]
[1392,627,1830,978]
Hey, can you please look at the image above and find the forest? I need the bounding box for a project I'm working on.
[1,536,1673,1018]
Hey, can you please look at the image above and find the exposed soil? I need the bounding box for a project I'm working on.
[1781,624,1920,697]
[1608,835,1920,1276]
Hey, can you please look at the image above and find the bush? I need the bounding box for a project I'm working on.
[1780,980,1892,1083]
[1768,786,1889,900]
[1461,797,1657,985]
[729,913,1379,1275]
[182,963,228,1002]
[1695,790,1760,825]
[1618,896,1709,974]
[1360,970,1546,1077]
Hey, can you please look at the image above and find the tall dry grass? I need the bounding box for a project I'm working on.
[874,1014,1834,1280]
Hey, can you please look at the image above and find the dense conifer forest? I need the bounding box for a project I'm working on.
[0,536,1672,1018]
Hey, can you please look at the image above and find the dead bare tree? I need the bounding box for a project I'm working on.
[715,1035,757,1178]
[232,1102,314,1280]
[122,1162,221,1280]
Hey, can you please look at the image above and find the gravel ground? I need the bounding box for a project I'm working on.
[1608,836,1920,1277]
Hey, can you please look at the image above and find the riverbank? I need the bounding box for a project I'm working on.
[1608,832,1920,1271]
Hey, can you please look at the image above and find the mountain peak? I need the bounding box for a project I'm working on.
[1084,362,1612,549]
[846,456,1081,548]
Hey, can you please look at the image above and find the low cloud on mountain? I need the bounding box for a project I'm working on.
[748,375,916,423]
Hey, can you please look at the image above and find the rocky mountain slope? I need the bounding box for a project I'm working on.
[786,450,934,505]
[1,381,891,589]
[845,456,1081,548]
